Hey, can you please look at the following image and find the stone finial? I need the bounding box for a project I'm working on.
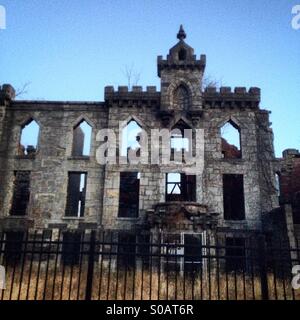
[177,25,186,41]
[0,84,16,101]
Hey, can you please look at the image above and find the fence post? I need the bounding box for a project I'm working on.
[85,230,96,301]
[258,234,269,300]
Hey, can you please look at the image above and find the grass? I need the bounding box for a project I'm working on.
[1,259,299,300]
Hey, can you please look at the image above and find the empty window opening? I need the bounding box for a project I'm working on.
[225,237,246,272]
[10,171,31,216]
[221,121,241,159]
[178,48,187,61]
[121,120,142,158]
[171,120,191,162]
[62,232,82,265]
[118,172,140,218]
[173,85,190,110]
[65,172,87,217]
[171,132,189,151]
[4,232,25,265]
[117,233,136,268]
[166,173,196,202]
[72,120,92,156]
[19,119,39,156]
[223,174,245,220]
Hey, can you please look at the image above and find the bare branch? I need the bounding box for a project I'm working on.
[15,82,31,98]
[133,71,141,87]
[202,75,222,90]
[122,64,141,89]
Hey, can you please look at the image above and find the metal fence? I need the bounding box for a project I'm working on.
[0,229,299,300]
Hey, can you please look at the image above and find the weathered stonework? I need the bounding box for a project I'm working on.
[278,149,300,241]
[0,27,281,241]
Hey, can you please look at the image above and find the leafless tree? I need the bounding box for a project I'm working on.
[122,64,141,89]
[202,75,222,90]
[15,82,31,99]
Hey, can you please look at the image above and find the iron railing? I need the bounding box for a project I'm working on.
[0,230,299,300]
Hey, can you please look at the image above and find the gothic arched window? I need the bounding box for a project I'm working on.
[121,119,142,158]
[173,85,190,111]
[72,120,92,156]
[170,120,191,162]
[220,120,241,159]
[19,119,40,156]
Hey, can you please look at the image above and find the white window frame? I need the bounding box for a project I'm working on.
[162,231,206,273]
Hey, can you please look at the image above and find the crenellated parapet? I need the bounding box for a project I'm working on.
[203,86,260,109]
[104,86,160,107]
[157,54,206,77]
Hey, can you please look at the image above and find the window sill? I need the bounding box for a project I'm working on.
[220,158,244,162]
[5,215,29,219]
[1,216,34,229]
[117,217,139,221]
[62,217,85,220]
[67,156,90,161]
[15,155,36,160]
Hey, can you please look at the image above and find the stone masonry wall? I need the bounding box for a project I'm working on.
[0,31,280,236]
[0,86,280,234]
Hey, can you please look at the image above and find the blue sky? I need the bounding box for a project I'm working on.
[0,0,299,157]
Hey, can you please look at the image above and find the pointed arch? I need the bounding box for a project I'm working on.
[220,118,242,159]
[20,116,42,128]
[219,115,242,130]
[169,116,193,131]
[120,115,146,131]
[170,119,192,162]
[167,80,194,110]
[120,117,143,158]
[71,115,95,129]
[19,118,40,156]
[72,118,92,156]
[173,84,190,110]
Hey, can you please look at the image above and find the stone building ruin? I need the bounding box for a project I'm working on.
[0,26,298,268]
